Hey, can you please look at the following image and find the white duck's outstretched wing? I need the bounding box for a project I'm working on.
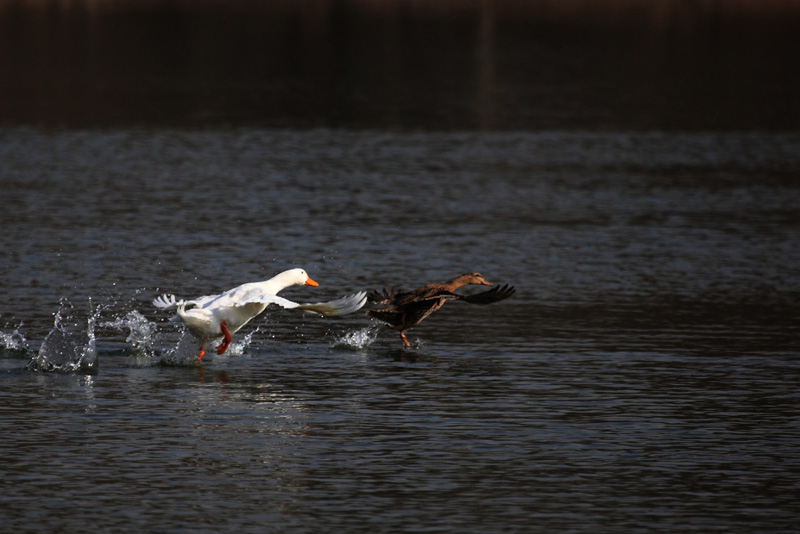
[234,291,367,316]
[232,293,304,310]
[297,291,368,316]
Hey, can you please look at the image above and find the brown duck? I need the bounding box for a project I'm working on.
[367,272,515,347]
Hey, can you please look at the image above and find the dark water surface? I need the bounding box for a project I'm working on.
[2,128,799,532]
[2,1,800,531]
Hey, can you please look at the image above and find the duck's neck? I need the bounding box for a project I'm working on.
[261,271,299,294]
[442,274,476,292]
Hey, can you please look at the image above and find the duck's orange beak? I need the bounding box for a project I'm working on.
[305,277,319,287]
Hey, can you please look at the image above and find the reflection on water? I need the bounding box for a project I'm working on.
[1,126,798,531]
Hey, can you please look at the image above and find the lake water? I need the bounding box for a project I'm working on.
[2,1,800,531]
[2,127,799,532]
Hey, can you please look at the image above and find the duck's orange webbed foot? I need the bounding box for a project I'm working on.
[400,331,411,347]
[216,321,232,355]
[197,347,205,361]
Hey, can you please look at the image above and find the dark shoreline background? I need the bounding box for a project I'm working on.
[2,0,798,130]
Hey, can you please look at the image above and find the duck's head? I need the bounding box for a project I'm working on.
[278,268,319,288]
[450,272,493,288]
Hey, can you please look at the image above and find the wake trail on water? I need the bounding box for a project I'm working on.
[0,294,205,370]
[2,291,370,370]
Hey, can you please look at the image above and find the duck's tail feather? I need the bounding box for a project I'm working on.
[367,287,407,305]
[153,293,182,311]
[366,308,404,326]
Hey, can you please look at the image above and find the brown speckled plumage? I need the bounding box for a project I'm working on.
[367,273,515,346]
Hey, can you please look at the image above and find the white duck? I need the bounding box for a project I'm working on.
[153,268,366,360]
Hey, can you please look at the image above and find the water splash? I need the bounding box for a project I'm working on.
[102,310,159,356]
[156,326,258,366]
[333,324,380,350]
[227,327,257,356]
[26,298,99,374]
[158,333,205,366]
[0,320,29,352]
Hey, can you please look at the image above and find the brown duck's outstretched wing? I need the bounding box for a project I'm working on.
[462,283,516,305]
